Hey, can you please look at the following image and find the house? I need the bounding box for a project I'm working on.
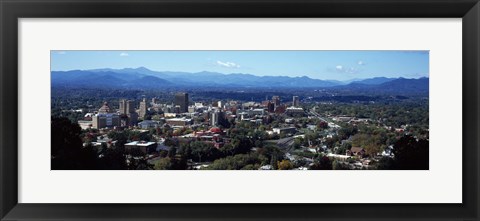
[347,147,366,157]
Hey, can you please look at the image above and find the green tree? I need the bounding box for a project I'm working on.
[376,157,395,170]
[277,160,293,170]
[271,155,278,170]
[190,141,222,162]
[293,138,303,149]
[310,156,332,170]
[154,158,172,170]
[393,135,429,170]
[332,160,349,170]
[168,147,177,158]
[338,126,358,140]
[51,117,98,170]
[317,121,328,130]
[128,158,154,170]
[164,138,177,147]
[206,153,263,170]
[336,142,351,155]
[97,148,127,170]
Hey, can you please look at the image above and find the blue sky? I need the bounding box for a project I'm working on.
[51,50,429,81]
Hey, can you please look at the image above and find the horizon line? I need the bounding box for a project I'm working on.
[51,66,429,82]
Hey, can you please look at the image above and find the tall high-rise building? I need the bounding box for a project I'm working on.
[211,111,218,126]
[119,99,127,115]
[272,96,280,109]
[293,96,300,107]
[175,92,189,113]
[267,102,275,113]
[128,111,139,126]
[118,99,137,126]
[211,110,225,126]
[126,100,135,114]
[139,98,147,119]
[119,99,136,115]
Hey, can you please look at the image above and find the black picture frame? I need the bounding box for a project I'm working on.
[1,0,479,220]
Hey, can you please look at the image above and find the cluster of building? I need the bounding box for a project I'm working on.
[78,93,187,130]
[73,91,405,170]
[78,92,304,131]
[74,92,312,160]
[75,92,309,157]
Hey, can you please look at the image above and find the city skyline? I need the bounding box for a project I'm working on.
[51,50,429,171]
[51,50,429,81]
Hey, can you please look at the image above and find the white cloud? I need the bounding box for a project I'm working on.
[358,60,365,65]
[216,60,240,68]
[334,65,359,74]
[119,52,129,57]
[57,51,67,55]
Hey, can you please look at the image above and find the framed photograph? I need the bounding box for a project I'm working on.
[1,0,479,220]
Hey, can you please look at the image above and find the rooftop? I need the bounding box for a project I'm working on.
[125,141,156,146]
[166,118,192,122]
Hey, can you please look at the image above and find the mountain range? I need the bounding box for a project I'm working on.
[51,67,428,94]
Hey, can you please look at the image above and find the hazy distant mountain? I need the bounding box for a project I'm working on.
[324,80,346,85]
[126,76,172,89]
[376,77,429,94]
[124,68,339,88]
[52,67,338,88]
[350,77,397,85]
[51,70,172,89]
[51,67,428,94]
[333,77,429,95]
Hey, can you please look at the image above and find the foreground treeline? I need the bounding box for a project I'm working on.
[52,117,128,170]
[51,117,428,170]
